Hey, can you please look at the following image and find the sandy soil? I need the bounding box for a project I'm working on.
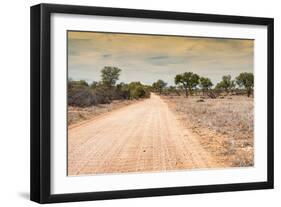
[68,99,139,126]
[68,93,223,175]
[162,95,254,167]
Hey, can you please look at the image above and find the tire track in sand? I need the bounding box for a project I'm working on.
[68,93,218,175]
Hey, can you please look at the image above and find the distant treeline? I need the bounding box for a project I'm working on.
[152,72,254,98]
[68,66,254,107]
[68,66,150,107]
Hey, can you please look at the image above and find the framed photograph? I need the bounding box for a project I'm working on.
[30,3,274,203]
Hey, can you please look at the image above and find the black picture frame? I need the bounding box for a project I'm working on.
[30,3,274,204]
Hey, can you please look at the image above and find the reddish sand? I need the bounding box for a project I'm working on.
[68,93,218,175]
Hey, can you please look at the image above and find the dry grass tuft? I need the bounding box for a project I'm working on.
[163,95,254,168]
[68,99,138,126]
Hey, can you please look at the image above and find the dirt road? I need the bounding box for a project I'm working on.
[68,93,218,175]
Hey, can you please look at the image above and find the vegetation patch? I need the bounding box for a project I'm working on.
[68,99,139,126]
[163,95,254,168]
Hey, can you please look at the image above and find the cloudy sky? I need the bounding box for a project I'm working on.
[68,31,253,86]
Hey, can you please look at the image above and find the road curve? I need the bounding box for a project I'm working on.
[68,93,217,175]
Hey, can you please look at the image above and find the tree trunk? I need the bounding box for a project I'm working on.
[184,88,188,98]
[188,87,192,96]
[247,89,251,97]
[225,88,229,95]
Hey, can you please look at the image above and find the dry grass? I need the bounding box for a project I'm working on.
[68,99,138,126]
[162,95,254,168]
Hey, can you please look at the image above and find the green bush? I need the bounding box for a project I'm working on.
[68,79,150,107]
[128,82,150,99]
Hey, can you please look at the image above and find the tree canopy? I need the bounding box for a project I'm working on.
[174,72,200,97]
[199,77,213,90]
[101,66,121,87]
[236,72,254,97]
[215,75,235,92]
[152,79,167,94]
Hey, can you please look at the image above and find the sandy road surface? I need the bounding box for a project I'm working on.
[68,93,218,175]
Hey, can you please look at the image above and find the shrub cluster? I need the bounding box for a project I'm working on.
[68,79,150,107]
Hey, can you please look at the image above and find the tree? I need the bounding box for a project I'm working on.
[174,72,200,97]
[152,79,167,94]
[236,72,254,97]
[215,75,235,93]
[199,77,213,91]
[101,66,121,87]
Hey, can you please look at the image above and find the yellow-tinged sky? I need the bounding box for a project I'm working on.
[68,31,253,85]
